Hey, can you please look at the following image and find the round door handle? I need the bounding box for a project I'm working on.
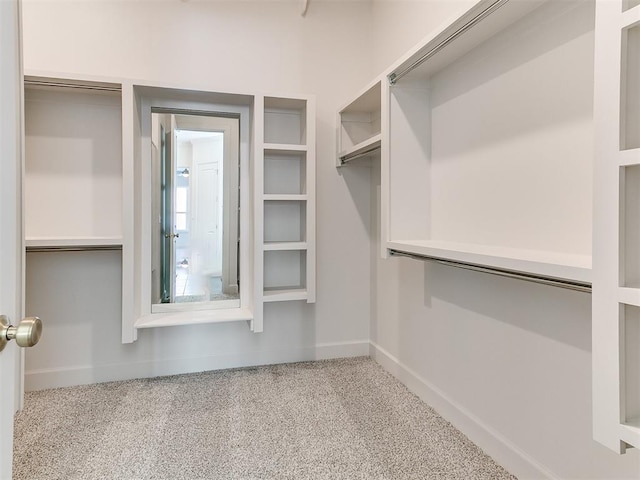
[0,315,42,352]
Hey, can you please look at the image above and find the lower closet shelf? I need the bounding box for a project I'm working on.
[387,240,592,286]
[263,288,308,302]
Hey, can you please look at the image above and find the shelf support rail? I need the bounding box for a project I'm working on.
[388,0,510,85]
[389,249,592,293]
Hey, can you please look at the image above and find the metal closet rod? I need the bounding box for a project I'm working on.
[388,0,510,85]
[26,245,123,253]
[24,79,121,93]
[340,145,381,164]
[389,250,592,293]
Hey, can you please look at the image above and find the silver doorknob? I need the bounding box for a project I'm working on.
[0,315,42,352]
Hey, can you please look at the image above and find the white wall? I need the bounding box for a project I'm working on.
[22,1,640,478]
[370,1,640,479]
[371,0,476,76]
[22,0,374,387]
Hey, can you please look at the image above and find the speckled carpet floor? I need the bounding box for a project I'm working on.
[13,357,516,480]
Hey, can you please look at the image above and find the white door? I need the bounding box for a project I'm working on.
[0,1,24,478]
[193,157,221,277]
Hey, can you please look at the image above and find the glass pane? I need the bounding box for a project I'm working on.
[623,0,640,12]
[176,187,188,212]
[152,111,240,306]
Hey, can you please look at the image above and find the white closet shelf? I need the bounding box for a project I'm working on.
[619,148,640,166]
[263,288,308,302]
[135,307,253,329]
[263,194,307,201]
[339,134,382,164]
[263,143,307,153]
[618,287,640,306]
[25,237,123,248]
[387,240,592,285]
[263,242,307,251]
[337,78,382,167]
[339,79,382,114]
[622,4,640,28]
[620,421,640,449]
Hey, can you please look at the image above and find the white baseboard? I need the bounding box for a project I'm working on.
[25,340,370,391]
[369,341,559,480]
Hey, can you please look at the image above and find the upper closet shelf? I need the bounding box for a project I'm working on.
[263,194,307,201]
[387,240,592,286]
[387,0,546,84]
[264,143,308,153]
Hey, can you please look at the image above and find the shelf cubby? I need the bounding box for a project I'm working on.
[624,305,640,427]
[264,200,306,243]
[263,249,307,299]
[264,149,307,195]
[264,96,307,145]
[385,0,594,284]
[337,80,382,166]
[623,164,640,287]
[622,21,640,150]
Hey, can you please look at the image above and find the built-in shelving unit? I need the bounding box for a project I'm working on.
[24,73,317,341]
[593,0,640,453]
[254,95,316,331]
[24,76,123,250]
[336,0,635,454]
[336,0,634,454]
[381,0,594,286]
[336,80,382,166]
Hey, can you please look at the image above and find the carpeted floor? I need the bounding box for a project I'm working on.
[13,357,517,480]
